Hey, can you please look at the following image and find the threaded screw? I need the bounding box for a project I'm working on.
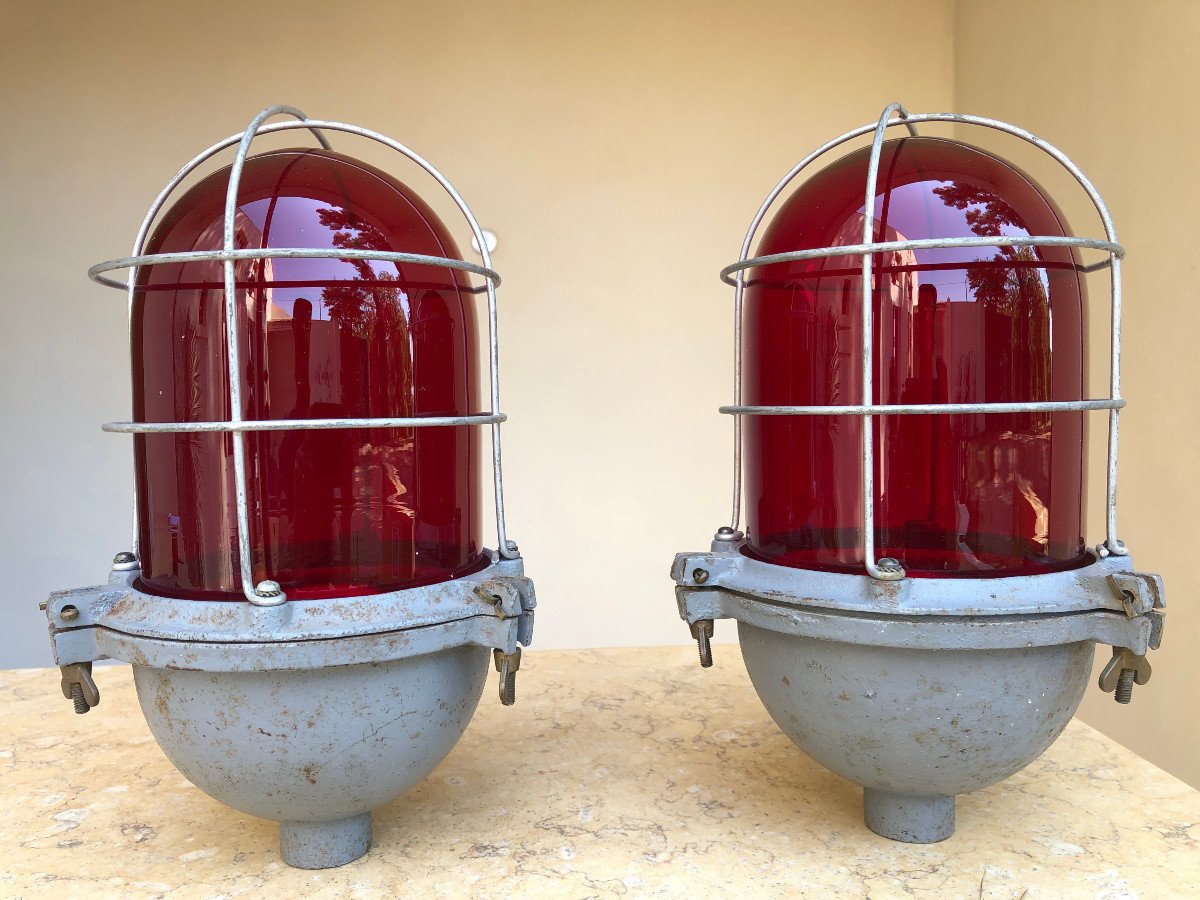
[250,580,286,606]
[70,683,89,715]
[690,619,714,668]
[500,670,517,706]
[1115,668,1135,704]
[493,648,521,706]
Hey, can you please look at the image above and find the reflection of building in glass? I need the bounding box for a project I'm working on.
[808,213,1056,562]
[265,295,345,418]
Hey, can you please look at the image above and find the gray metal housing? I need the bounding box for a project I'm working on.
[47,551,535,868]
[672,537,1165,842]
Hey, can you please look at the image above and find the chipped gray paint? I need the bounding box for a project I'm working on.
[673,539,1166,843]
[134,647,488,868]
[45,550,535,868]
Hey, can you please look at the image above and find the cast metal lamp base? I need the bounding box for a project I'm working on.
[673,529,1164,844]
[47,550,535,868]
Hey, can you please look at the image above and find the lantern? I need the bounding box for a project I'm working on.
[44,105,535,869]
[671,103,1166,843]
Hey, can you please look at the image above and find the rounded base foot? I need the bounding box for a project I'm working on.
[279,813,372,868]
[863,789,954,843]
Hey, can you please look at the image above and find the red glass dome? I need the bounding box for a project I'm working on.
[743,136,1088,577]
[132,148,484,600]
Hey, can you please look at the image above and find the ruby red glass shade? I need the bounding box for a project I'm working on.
[743,137,1088,577]
[132,148,484,600]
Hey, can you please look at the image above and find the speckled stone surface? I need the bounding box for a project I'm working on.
[2,646,1197,898]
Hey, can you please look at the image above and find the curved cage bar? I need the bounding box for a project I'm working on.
[90,248,500,292]
[102,414,507,434]
[94,104,518,604]
[721,235,1123,284]
[722,400,1123,417]
[725,102,1128,579]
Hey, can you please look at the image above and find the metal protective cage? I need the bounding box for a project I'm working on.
[88,104,517,605]
[720,102,1127,581]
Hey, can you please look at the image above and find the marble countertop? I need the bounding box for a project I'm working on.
[2,645,1197,898]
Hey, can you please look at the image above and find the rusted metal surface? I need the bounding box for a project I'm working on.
[680,586,1155,654]
[672,543,1165,620]
[90,615,520,673]
[133,645,488,868]
[45,551,535,672]
[58,662,98,714]
[1099,646,1153,704]
[492,646,521,706]
[689,619,714,668]
[672,529,1167,843]
[44,550,536,868]
[672,543,1165,654]
[739,623,1094,842]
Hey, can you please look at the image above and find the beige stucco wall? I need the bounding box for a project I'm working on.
[2,0,1195,787]
[953,0,1200,792]
[0,0,955,656]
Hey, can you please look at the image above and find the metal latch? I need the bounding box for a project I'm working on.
[60,662,99,714]
[493,647,521,706]
[474,577,534,619]
[1098,647,1151,705]
[1106,572,1165,619]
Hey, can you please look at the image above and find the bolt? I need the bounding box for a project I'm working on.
[505,540,519,553]
[111,551,140,572]
[712,527,744,549]
[249,580,286,606]
[690,619,714,668]
[692,568,710,585]
[499,670,517,706]
[474,585,504,607]
[60,663,97,713]
[493,647,521,706]
[59,605,79,622]
[876,558,905,580]
[1115,668,1136,704]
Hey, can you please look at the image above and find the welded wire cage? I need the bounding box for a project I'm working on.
[721,102,1128,581]
[88,104,517,605]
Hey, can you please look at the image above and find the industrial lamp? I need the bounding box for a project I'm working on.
[44,104,535,868]
[672,103,1165,843]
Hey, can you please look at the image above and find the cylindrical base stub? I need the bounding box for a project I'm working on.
[863,789,954,843]
[279,814,372,869]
